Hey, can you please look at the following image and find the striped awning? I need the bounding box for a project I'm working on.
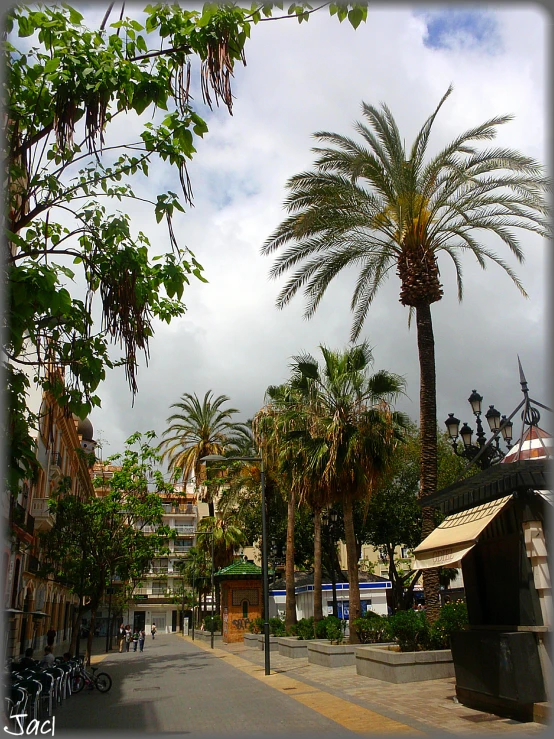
[413,495,513,570]
[502,425,552,464]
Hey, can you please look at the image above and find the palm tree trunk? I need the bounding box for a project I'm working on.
[342,494,360,643]
[313,508,323,622]
[285,488,297,630]
[415,303,441,623]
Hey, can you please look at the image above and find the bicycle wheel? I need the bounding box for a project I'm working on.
[94,673,112,693]
[71,675,85,693]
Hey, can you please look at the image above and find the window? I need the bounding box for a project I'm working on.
[152,581,166,595]
[401,547,409,559]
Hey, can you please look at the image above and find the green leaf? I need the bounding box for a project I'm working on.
[44,57,61,73]
[348,7,364,29]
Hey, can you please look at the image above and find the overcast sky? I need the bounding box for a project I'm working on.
[65,3,550,462]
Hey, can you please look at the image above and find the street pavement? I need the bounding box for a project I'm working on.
[55,633,547,736]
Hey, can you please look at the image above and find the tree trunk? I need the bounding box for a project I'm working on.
[313,508,323,622]
[285,488,297,631]
[69,605,85,657]
[342,495,360,643]
[208,500,215,518]
[415,303,440,623]
[85,605,98,666]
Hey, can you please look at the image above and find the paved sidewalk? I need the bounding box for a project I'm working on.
[194,636,547,736]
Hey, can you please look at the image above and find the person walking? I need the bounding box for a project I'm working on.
[124,624,132,652]
[132,629,139,652]
[46,627,56,647]
[118,623,126,653]
[151,624,157,640]
[138,630,145,652]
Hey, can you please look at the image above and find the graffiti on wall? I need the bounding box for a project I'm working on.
[231,617,251,631]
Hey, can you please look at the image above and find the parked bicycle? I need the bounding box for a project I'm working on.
[71,661,112,693]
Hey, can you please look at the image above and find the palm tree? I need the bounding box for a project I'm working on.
[261,87,550,618]
[286,342,407,642]
[159,391,250,516]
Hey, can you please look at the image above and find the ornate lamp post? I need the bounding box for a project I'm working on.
[445,390,514,470]
[321,508,339,618]
[200,453,271,676]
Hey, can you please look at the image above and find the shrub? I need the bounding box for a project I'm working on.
[352,612,391,644]
[269,616,286,637]
[429,601,469,650]
[388,609,430,652]
[203,615,222,632]
[295,617,315,640]
[248,617,264,634]
[325,617,345,644]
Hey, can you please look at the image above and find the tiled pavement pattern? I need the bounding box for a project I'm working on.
[54,633,546,735]
[197,637,547,736]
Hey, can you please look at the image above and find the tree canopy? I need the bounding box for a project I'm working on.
[4,1,368,494]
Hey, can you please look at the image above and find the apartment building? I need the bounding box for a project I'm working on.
[3,368,97,660]
[127,485,207,634]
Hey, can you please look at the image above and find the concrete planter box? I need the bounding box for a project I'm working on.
[257,634,280,652]
[243,633,259,647]
[194,631,222,644]
[277,636,310,659]
[307,640,357,668]
[355,644,454,683]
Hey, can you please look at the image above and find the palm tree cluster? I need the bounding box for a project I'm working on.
[254,341,408,641]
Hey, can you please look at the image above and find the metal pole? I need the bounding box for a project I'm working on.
[260,457,270,675]
[191,565,195,641]
[210,531,215,650]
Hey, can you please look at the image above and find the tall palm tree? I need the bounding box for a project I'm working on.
[261,87,550,618]
[286,342,407,642]
[159,391,250,516]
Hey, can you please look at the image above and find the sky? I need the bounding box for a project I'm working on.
[34,3,552,461]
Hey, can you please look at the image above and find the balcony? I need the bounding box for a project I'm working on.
[10,502,35,538]
[173,525,196,535]
[31,498,56,530]
[48,451,63,480]
[162,504,197,516]
[150,567,169,574]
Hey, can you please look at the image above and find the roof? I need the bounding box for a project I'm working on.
[502,425,552,464]
[420,458,551,515]
[214,559,262,580]
[269,569,389,591]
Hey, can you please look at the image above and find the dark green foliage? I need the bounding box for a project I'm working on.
[352,612,391,644]
[203,615,222,633]
[269,616,286,637]
[387,610,430,652]
[248,617,264,634]
[293,617,316,640]
[429,601,469,649]
[324,616,345,644]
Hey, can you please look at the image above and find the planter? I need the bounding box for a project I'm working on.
[277,637,310,659]
[194,631,222,644]
[243,633,260,647]
[355,644,454,683]
[257,634,280,652]
[307,640,357,668]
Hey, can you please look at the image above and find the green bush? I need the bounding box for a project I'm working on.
[248,616,264,634]
[429,601,469,649]
[203,615,222,632]
[295,617,315,640]
[325,617,345,644]
[388,609,430,652]
[269,616,286,637]
[352,612,391,644]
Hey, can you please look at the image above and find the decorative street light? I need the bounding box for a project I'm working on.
[200,453,271,676]
[321,508,339,618]
[445,390,514,470]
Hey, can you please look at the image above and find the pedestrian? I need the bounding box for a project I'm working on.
[125,624,132,652]
[118,623,126,653]
[40,646,55,667]
[138,630,145,652]
[132,629,139,651]
[151,624,156,640]
[46,627,56,647]
[19,648,37,668]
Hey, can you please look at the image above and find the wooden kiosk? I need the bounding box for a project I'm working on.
[215,558,263,644]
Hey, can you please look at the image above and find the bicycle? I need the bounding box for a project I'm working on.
[71,663,112,694]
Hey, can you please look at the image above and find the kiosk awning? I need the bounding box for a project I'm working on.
[413,495,513,570]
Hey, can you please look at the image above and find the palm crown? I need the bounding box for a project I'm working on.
[262,85,550,341]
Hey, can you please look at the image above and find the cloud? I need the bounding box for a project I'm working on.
[39,4,548,458]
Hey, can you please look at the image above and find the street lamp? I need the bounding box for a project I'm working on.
[445,390,514,470]
[321,508,339,618]
[200,453,271,676]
